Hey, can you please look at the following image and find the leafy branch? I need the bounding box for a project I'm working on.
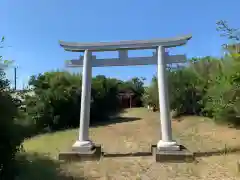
[216,20,240,42]
[0,36,14,68]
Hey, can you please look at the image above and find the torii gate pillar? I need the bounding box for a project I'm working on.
[156,46,179,150]
[71,49,94,152]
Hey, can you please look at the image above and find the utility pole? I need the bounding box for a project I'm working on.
[14,67,17,90]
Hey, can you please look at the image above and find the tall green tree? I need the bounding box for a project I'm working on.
[0,36,24,179]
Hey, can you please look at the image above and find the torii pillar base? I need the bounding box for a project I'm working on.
[58,144,102,162]
[151,144,194,163]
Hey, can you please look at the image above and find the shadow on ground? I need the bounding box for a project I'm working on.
[195,146,240,158]
[16,153,84,180]
[91,116,142,127]
[103,146,240,159]
[103,151,152,158]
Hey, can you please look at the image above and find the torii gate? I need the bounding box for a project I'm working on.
[59,35,194,162]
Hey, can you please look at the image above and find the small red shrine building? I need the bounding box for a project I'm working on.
[118,89,136,108]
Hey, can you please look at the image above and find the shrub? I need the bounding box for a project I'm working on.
[91,75,121,122]
[142,55,240,126]
[0,36,24,179]
[23,72,131,133]
[167,66,204,116]
[0,82,24,179]
[141,76,158,108]
[143,60,209,116]
[24,71,82,132]
[204,55,240,125]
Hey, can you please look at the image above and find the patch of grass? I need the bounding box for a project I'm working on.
[23,129,77,157]
[22,108,240,179]
[16,153,84,180]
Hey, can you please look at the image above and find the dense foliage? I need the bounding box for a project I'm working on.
[204,54,240,125]
[0,90,24,179]
[21,72,145,134]
[141,76,158,108]
[142,22,240,125]
[0,36,24,179]
[143,54,239,125]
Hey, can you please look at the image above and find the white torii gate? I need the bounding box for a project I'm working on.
[59,35,192,155]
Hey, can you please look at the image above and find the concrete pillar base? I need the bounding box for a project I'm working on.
[152,144,194,163]
[59,144,102,162]
[72,140,95,152]
[157,140,180,151]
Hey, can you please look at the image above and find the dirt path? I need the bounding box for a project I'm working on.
[24,108,240,180]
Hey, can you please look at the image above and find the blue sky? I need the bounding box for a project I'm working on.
[1,0,239,89]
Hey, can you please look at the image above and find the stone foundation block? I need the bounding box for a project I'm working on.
[151,144,194,163]
[59,144,102,162]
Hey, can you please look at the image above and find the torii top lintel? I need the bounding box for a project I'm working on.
[59,34,192,52]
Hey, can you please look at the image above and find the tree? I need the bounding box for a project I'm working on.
[24,72,125,131]
[128,77,145,106]
[0,36,13,69]
[141,75,158,108]
[25,71,83,131]
[217,20,240,58]
[0,36,24,179]
[203,22,240,125]
[217,20,240,42]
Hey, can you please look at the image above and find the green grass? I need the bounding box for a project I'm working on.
[16,153,84,180]
[19,108,240,180]
[23,129,77,156]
